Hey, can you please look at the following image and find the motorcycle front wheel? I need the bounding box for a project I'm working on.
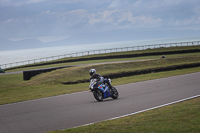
[93,90,103,102]
[110,87,119,99]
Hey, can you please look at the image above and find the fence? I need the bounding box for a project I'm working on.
[1,41,200,69]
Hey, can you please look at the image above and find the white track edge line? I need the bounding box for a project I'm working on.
[70,94,200,130]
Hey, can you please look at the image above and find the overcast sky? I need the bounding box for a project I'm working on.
[0,0,200,43]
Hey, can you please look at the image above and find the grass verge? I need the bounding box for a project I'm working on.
[0,66,200,105]
[1,45,200,133]
[48,97,200,133]
[1,46,200,105]
[26,56,200,85]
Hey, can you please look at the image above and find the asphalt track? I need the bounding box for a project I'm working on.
[0,72,200,133]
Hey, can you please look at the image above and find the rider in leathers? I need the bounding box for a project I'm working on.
[89,69,112,89]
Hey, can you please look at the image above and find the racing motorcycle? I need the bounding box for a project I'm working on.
[89,78,118,102]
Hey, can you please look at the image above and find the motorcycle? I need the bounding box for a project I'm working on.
[89,78,118,102]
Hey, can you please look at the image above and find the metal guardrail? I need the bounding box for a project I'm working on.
[1,41,200,69]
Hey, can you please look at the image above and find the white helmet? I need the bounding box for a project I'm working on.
[89,69,96,76]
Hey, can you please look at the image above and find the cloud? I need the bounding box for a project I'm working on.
[55,0,84,4]
[89,10,119,25]
[109,0,121,8]
[0,0,200,41]
[193,5,200,14]
[40,9,88,27]
[88,9,162,29]
[0,0,47,6]
[0,0,24,6]
[168,16,200,30]
[27,0,47,4]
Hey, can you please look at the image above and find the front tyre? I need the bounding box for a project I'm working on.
[93,90,103,102]
[110,87,118,99]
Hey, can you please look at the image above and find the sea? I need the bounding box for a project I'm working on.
[0,37,200,68]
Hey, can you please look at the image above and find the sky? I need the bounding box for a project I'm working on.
[0,0,200,45]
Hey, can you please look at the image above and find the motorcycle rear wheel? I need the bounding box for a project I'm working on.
[93,90,103,102]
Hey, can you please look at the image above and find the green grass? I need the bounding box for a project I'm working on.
[1,45,200,105]
[1,45,200,132]
[27,56,200,85]
[48,97,200,133]
[0,65,200,105]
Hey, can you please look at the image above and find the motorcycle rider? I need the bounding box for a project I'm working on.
[89,69,112,89]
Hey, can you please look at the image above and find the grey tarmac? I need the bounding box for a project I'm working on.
[0,72,200,133]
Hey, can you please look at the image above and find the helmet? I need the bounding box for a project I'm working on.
[89,69,96,76]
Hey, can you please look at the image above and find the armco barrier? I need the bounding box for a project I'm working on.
[23,66,73,80]
[8,49,200,71]
[1,40,200,69]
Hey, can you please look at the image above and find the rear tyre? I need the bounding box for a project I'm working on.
[93,90,103,102]
[110,87,118,99]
